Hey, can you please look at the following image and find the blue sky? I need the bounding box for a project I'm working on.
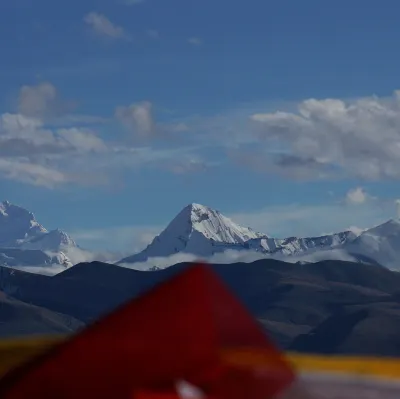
[1,0,400,253]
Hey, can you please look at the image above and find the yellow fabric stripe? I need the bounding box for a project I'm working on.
[0,337,400,381]
[0,336,62,377]
[0,336,62,350]
[288,353,400,380]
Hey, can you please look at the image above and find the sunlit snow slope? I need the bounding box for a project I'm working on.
[118,203,358,265]
[0,201,77,268]
[344,219,400,270]
[119,203,267,263]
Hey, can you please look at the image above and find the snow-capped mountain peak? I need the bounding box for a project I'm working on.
[21,228,77,251]
[0,200,78,269]
[363,218,400,237]
[119,203,267,264]
[118,203,364,266]
[176,203,266,243]
[342,218,400,270]
[0,200,47,247]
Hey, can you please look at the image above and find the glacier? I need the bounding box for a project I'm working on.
[118,203,363,267]
[0,200,77,269]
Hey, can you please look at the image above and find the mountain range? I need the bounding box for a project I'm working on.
[117,203,399,271]
[1,200,400,272]
[1,201,400,356]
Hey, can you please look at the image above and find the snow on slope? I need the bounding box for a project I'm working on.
[184,203,265,243]
[119,203,268,264]
[344,219,400,270]
[4,198,393,271]
[0,249,71,268]
[118,203,359,265]
[21,229,76,252]
[0,201,77,268]
[245,231,357,256]
[0,201,47,247]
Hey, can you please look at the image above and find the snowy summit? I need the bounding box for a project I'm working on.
[0,201,76,251]
[118,203,361,266]
[181,203,265,243]
[119,203,267,263]
[0,200,77,268]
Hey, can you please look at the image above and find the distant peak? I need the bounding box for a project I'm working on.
[387,218,400,225]
[180,203,224,224]
[362,218,400,237]
[168,202,266,244]
[0,200,15,211]
[0,200,30,212]
[373,218,400,229]
[178,203,214,219]
[0,200,32,215]
[0,200,49,247]
[185,203,214,212]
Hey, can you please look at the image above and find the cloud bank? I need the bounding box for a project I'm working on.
[117,247,362,272]
[7,82,400,190]
[84,12,130,41]
[0,81,207,188]
[249,91,400,180]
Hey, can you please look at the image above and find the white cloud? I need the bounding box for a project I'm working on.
[13,246,367,276]
[0,158,68,188]
[0,113,107,156]
[345,187,369,204]
[249,91,400,180]
[0,110,202,188]
[18,82,57,118]
[275,248,360,264]
[0,79,126,187]
[114,102,198,142]
[187,37,203,46]
[16,83,107,127]
[8,247,125,276]
[64,247,125,265]
[56,128,107,153]
[84,12,129,41]
[115,101,156,138]
[0,113,42,133]
[0,111,110,187]
[17,82,76,120]
[117,246,364,272]
[118,250,268,271]
[0,78,215,188]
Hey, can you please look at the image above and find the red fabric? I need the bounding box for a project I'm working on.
[0,264,295,399]
[134,391,215,399]
[134,391,181,399]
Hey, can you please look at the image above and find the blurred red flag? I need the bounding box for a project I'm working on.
[0,263,295,398]
[134,391,182,399]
